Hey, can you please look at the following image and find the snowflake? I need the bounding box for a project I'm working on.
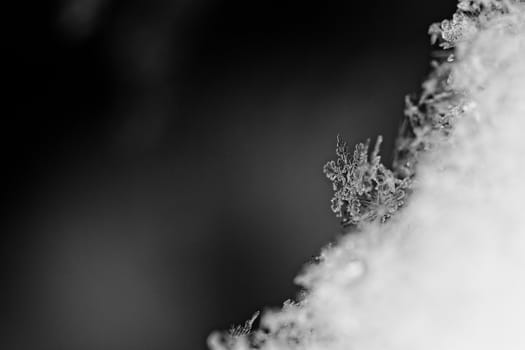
[324,135,409,227]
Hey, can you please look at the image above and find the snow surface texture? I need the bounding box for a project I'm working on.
[208,1,525,349]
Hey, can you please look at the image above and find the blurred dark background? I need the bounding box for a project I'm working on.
[3,1,456,349]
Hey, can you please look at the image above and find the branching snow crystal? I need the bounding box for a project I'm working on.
[209,1,525,349]
[324,136,409,227]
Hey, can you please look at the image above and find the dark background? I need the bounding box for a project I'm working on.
[3,1,456,349]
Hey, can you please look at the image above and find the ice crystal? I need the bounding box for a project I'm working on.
[209,312,261,349]
[208,300,313,350]
[393,0,523,180]
[229,311,260,338]
[392,60,467,179]
[324,136,409,227]
[430,0,521,49]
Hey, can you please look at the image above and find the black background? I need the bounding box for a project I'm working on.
[4,1,456,349]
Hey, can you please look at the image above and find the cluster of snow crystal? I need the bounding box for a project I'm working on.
[208,1,525,349]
